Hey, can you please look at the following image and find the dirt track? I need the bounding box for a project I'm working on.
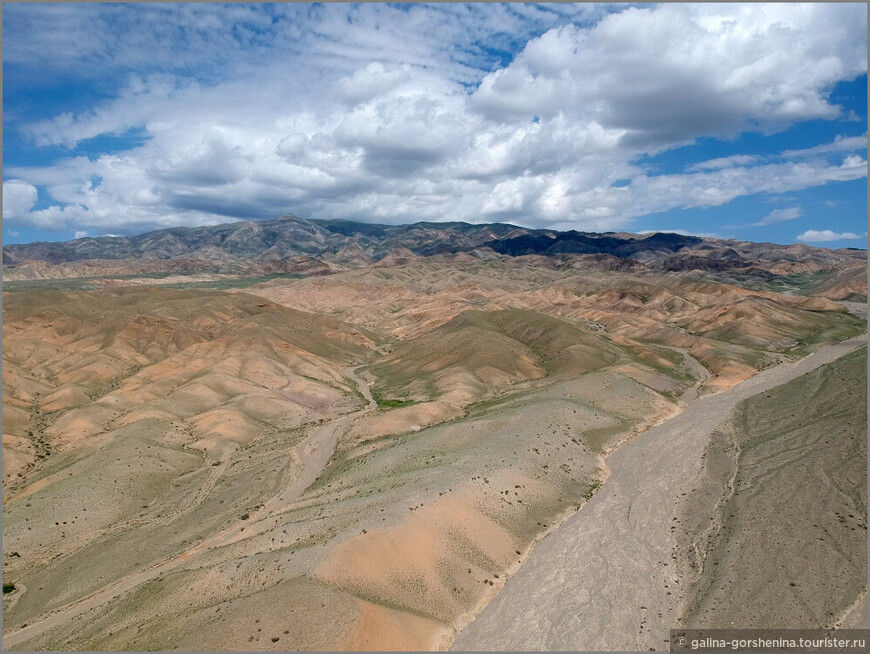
[451,333,868,652]
[1,367,376,652]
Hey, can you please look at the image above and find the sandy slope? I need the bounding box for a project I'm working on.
[1,368,375,651]
[451,332,867,652]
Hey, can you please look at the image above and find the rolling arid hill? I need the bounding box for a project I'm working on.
[2,216,867,651]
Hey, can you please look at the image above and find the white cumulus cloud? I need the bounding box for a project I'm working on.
[2,180,38,219]
[797,229,863,242]
[753,207,804,226]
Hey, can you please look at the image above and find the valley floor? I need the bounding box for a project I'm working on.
[451,334,867,651]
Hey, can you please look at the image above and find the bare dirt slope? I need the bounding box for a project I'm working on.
[1,366,378,651]
[451,333,867,652]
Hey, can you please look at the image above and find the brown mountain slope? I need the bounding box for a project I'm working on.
[2,288,376,486]
[369,309,626,406]
[247,258,864,392]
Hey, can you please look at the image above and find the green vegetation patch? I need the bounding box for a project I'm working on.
[370,388,418,409]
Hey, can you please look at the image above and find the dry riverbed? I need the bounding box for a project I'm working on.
[452,333,867,652]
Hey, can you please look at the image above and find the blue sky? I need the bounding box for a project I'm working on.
[3,3,867,249]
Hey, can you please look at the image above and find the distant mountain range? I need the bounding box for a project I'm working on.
[3,214,702,264]
[3,214,866,283]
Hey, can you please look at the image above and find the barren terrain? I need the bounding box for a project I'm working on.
[2,218,866,651]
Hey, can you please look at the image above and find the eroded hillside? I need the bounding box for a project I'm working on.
[2,238,866,651]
